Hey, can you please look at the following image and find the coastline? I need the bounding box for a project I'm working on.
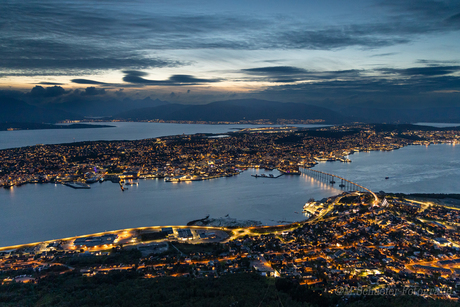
[0,123,115,131]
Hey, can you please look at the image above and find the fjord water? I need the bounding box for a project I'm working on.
[313,144,460,193]
[0,169,339,247]
[0,144,459,247]
[0,122,459,246]
[0,122,328,149]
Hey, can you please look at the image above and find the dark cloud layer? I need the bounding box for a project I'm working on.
[242,66,308,75]
[1,0,460,77]
[379,66,460,76]
[71,79,107,85]
[240,66,362,83]
[38,82,64,85]
[239,64,460,108]
[122,71,221,86]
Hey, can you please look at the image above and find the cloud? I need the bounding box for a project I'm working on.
[378,66,460,76]
[380,0,460,21]
[370,53,398,57]
[1,0,460,80]
[256,67,460,103]
[28,85,68,98]
[242,66,308,75]
[169,75,220,83]
[240,66,362,83]
[71,79,107,85]
[38,82,65,85]
[0,1,183,76]
[416,59,460,64]
[238,62,460,108]
[122,71,149,77]
[122,71,221,86]
[81,87,106,96]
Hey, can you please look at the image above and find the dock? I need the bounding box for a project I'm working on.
[251,173,284,179]
[63,182,91,189]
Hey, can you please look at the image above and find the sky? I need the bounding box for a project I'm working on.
[1,0,460,109]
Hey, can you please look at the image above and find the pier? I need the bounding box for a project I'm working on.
[299,167,378,203]
[251,173,284,179]
[63,182,90,189]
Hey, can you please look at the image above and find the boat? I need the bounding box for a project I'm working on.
[385,177,389,180]
[164,176,181,182]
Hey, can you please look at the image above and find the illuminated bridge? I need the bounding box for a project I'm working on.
[299,167,379,203]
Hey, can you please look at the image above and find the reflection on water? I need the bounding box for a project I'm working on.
[0,144,458,247]
[0,169,339,246]
[313,144,460,194]
[413,122,460,128]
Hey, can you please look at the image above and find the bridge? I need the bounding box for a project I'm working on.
[299,167,379,203]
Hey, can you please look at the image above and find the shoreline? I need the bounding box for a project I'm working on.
[0,123,115,131]
[0,217,281,251]
[65,119,328,126]
[1,141,457,190]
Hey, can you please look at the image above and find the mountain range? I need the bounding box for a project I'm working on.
[113,99,346,123]
[1,95,459,124]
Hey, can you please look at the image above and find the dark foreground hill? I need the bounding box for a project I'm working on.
[0,271,455,307]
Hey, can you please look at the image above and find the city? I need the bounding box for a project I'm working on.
[2,189,460,303]
[2,0,460,305]
[1,124,459,189]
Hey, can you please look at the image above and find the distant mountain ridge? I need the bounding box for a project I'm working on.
[53,96,169,117]
[1,94,460,124]
[0,97,82,123]
[114,99,347,123]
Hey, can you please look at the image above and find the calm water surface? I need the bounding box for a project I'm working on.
[313,144,460,193]
[414,122,460,128]
[1,123,459,247]
[0,169,338,246]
